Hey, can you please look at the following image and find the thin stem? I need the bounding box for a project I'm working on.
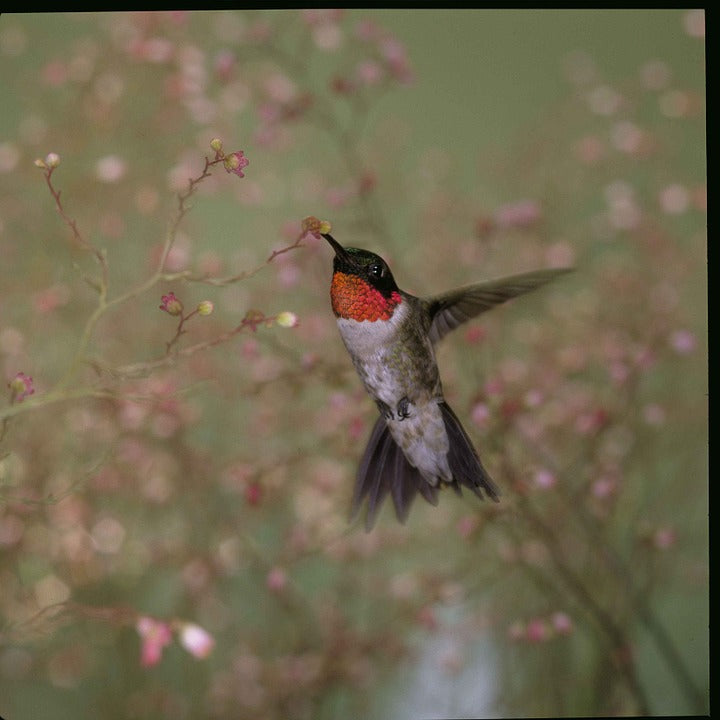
[43,167,109,295]
[514,493,652,715]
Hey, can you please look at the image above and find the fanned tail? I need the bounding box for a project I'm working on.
[351,402,499,531]
[440,401,500,502]
[351,415,435,531]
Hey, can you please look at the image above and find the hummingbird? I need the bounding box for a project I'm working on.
[323,231,571,531]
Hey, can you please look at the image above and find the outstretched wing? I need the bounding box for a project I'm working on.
[426,267,572,344]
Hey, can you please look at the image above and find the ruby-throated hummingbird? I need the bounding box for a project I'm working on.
[323,232,570,530]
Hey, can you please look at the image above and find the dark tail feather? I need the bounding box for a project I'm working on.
[351,404,497,530]
[441,401,500,502]
[351,415,430,531]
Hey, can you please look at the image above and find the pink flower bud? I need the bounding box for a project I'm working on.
[45,152,61,168]
[8,372,35,402]
[159,292,183,316]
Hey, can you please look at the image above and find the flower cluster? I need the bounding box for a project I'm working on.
[508,613,574,643]
[136,616,215,667]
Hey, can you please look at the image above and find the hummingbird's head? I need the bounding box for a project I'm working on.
[323,233,402,322]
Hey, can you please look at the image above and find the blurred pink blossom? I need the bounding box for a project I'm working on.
[592,476,617,499]
[525,618,549,643]
[586,84,622,115]
[642,403,666,426]
[356,60,383,86]
[33,284,71,313]
[266,566,287,592]
[683,9,705,38]
[611,120,645,155]
[545,241,576,268]
[551,612,574,635]
[136,616,172,667]
[457,515,480,539]
[659,89,692,118]
[42,59,68,86]
[464,325,486,344]
[0,141,20,173]
[669,329,696,354]
[659,183,690,214]
[214,49,236,82]
[313,23,343,51]
[416,606,438,631]
[348,416,366,441]
[494,199,542,229]
[653,527,677,550]
[95,154,127,183]
[471,402,490,428]
[533,469,556,490]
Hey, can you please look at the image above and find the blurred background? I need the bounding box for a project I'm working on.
[0,10,707,719]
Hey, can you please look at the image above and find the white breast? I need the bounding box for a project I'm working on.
[336,300,410,356]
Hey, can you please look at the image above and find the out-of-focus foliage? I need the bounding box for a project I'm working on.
[0,10,706,719]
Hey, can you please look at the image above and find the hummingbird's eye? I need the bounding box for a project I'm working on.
[369,263,384,279]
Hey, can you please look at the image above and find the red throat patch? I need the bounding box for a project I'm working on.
[330,272,402,321]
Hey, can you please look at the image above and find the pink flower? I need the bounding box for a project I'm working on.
[533,469,556,490]
[551,612,574,635]
[464,326,486,344]
[494,199,542,229]
[470,402,490,427]
[159,292,183,316]
[245,481,263,506]
[525,618,549,643]
[178,622,215,659]
[136,616,172,667]
[356,60,383,86]
[653,527,677,550]
[223,150,249,177]
[457,515,480,539]
[266,566,287,593]
[669,329,696,354]
[8,372,35,402]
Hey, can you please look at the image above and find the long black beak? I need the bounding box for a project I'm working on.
[322,233,354,265]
